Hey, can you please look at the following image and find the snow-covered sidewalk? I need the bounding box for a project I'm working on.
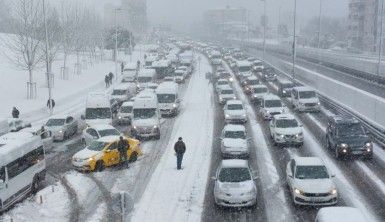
[131,56,214,222]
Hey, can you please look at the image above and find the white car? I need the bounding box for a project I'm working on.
[82,124,121,146]
[269,114,303,146]
[249,85,269,104]
[174,70,186,83]
[218,86,237,105]
[220,124,249,158]
[315,207,368,222]
[291,86,321,112]
[215,78,230,93]
[45,115,78,141]
[224,100,247,124]
[146,83,159,91]
[213,159,257,207]
[117,101,134,124]
[286,157,338,206]
[111,84,131,104]
[259,94,287,120]
[163,76,175,82]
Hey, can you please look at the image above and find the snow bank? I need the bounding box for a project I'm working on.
[131,55,214,222]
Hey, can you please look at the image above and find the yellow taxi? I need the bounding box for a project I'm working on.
[72,136,142,171]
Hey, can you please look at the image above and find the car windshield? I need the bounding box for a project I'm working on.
[265,100,282,108]
[98,129,120,137]
[112,89,127,95]
[133,108,156,119]
[46,119,65,126]
[282,83,293,88]
[299,91,316,99]
[219,167,251,182]
[249,80,259,85]
[138,77,152,83]
[219,73,231,78]
[218,81,227,85]
[221,90,233,94]
[276,119,299,128]
[239,66,250,72]
[87,141,108,151]
[337,123,366,137]
[227,104,243,110]
[120,106,133,113]
[175,72,184,76]
[224,130,245,139]
[295,165,329,179]
[253,87,268,93]
[157,94,176,103]
[85,108,112,119]
[255,62,263,66]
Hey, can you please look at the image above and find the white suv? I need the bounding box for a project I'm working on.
[213,159,257,207]
[249,85,269,104]
[218,86,237,105]
[291,87,321,112]
[224,100,247,124]
[259,95,287,120]
[220,124,249,158]
[269,114,303,147]
[216,78,230,93]
[286,157,338,206]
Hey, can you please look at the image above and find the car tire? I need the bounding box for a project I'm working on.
[62,132,68,141]
[335,148,341,160]
[81,138,86,147]
[129,152,138,162]
[95,161,105,172]
[155,133,161,140]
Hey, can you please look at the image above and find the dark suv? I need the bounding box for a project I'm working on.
[261,67,277,82]
[326,115,373,159]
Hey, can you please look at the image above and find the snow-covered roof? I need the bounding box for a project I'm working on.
[293,86,314,92]
[217,78,229,83]
[156,82,178,94]
[98,135,120,143]
[221,85,233,90]
[223,124,245,132]
[89,124,116,131]
[174,70,185,74]
[221,159,248,168]
[247,76,258,80]
[226,99,243,105]
[121,101,134,107]
[49,114,68,120]
[316,207,368,222]
[274,114,296,120]
[138,68,156,77]
[114,83,131,90]
[262,94,280,100]
[277,78,293,84]
[152,60,170,68]
[125,62,137,70]
[294,157,324,166]
[236,60,251,67]
[252,84,268,89]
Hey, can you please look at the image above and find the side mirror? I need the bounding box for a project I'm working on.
[331,174,336,178]
[253,175,259,180]
[26,123,32,128]
[288,174,293,179]
[211,176,217,181]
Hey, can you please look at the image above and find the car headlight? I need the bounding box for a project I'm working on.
[225,114,230,118]
[253,95,257,97]
[88,157,94,162]
[59,130,63,133]
[329,188,337,195]
[276,133,284,138]
[317,102,321,105]
[340,143,348,148]
[365,142,372,147]
[173,103,177,108]
[282,90,286,93]
[233,96,237,99]
[118,116,122,119]
[296,132,303,137]
[294,188,304,195]
[133,125,137,129]
[153,125,159,129]
[229,78,234,82]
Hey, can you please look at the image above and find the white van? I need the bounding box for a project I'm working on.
[0,132,46,212]
[122,62,137,82]
[291,86,321,112]
[236,60,252,77]
[84,92,113,126]
[111,83,132,104]
[156,82,180,117]
[137,68,156,91]
[315,207,368,222]
[131,90,161,140]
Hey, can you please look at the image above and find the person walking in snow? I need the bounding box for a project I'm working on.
[12,107,19,118]
[174,137,186,170]
[47,98,55,109]
[118,136,129,167]
[121,62,124,74]
[108,72,114,85]
[105,75,110,87]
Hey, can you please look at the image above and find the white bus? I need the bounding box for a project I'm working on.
[0,132,46,212]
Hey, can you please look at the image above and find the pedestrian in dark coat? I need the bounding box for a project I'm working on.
[12,107,19,118]
[108,72,114,85]
[117,136,130,166]
[105,75,110,87]
[121,62,124,74]
[174,137,186,170]
[47,99,55,109]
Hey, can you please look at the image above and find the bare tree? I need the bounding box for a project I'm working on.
[1,0,45,99]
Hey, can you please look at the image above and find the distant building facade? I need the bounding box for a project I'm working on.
[348,0,379,51]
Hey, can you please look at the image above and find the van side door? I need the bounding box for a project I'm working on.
[0,166,8,205]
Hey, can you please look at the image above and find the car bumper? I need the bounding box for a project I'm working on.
[160,108,178,116]
[118,116,131,123]
[72,160,92,171]
[262,112,283,120]
[225,117,247,124]
[132,128,160,137]
[52,132,65,141]
[297,104,321,112]
[215,195,256,207]
[294,194,337,206]
[274,136,303,145]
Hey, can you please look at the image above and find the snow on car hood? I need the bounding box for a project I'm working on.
[218,180,255,193]
[299,98,319,104]
[132,118,159,127]
[223,138,247,149]
[86,119,112,127]
[225,110,246,116]
[275,127,302,135]
[295,178,335,194]
[220,94,236,99]
[263,107,285,113]
[45,125,63,132]
[74,148,101,160]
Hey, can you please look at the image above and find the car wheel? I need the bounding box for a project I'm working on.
[335,147,341,160]
[95,161,105,172]
[81,138,86,147]
[129,152,138,162]
[155,133,161,140]
[63,132,68,141]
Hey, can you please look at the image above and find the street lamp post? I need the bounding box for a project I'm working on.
[317,0,322,49]
[261,0,266,59]
[378,0,384,75]
[114,8,122,81]
[292,0,297,80]
[43,0,53,115]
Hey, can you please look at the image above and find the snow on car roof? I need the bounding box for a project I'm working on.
[217,78,228,82]
[252,84,268,89]
[226,100,243,105]
[221,159,248,168]
[221,85,233,90]
[121,101,134,106]
[89,124,116,131]
[247,76,258,80]
[236,60,251,67]
[294,157,324,166]
[262,94,280,100]
[274,114,296,120]
[97,135,120,143]
[125,62,137,69]
[113,83,131,90]
[49,114,68,120]
[316,207,368,222]
[224,124,245,132]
